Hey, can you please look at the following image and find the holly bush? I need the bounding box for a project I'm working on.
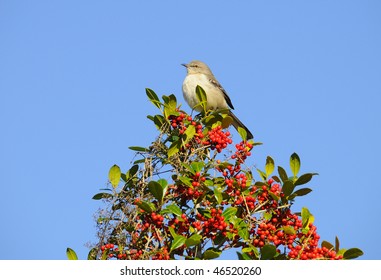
[67,87,363,260]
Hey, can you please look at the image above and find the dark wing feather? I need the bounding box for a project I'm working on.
[209,78,235,110]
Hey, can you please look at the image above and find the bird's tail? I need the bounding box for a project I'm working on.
[228,111,254,140]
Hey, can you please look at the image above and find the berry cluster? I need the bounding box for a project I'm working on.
[231,141,253,163]
[287,224,342,260]
[194,208,228,239]
[204,126,233,152]
[168,213,191,235]
[100,243,144,260]
[189,172,206,199]
[168,112,188,133]
[151,247,170,260]
[92,99,356,261]
[168,113,235,152]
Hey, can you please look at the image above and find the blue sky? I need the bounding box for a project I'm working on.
[1,1,380,260]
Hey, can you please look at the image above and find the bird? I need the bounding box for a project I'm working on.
[181,60,253,139]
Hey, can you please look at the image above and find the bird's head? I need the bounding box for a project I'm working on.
[182,60,213,75]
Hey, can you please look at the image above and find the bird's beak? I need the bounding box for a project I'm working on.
[181,63,188,68]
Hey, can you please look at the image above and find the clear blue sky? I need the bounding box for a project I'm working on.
[1,1,380,260]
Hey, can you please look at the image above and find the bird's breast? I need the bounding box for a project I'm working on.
[182,74,228,111]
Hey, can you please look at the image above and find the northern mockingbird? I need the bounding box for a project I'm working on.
[182,60,253,140]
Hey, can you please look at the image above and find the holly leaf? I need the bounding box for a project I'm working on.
[335,236,340,253]
[170,235,186,252]
[185,234,202,247]
[281,180,295,198]
[66,248,78,260]
[166,204,182,216]
[238,127,247,141]
[278,166,288,183]
[290,188,312,198]
[129,146,149,152]
[222,207,237,221]
[184,125,196,144]
[202,248,221,260]
[214,188,223,204]
[343,248,363,259]
[136,201,155,213]
[148,181,163,202]
[92,193,113,200]
[108,165,121,188]
[260,244,277,260]
[321,241,334,250]
[295,173,318,186]
[146,88,161,109]
[290,153,301,177]
[168,140,181,157]
[265,156,275,177]
[301,207,314,228]
[195,85,207,113]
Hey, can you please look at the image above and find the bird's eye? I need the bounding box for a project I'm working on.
[192,64,198,68]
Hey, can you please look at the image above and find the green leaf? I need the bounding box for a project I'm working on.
[204,113,220,125]
[195,85,207,113]
[263,212,272,221]
[87,247,97,260]
[291,188,312,198]
[281,180,295,198]
[237,251,253,260]
[212,233,227,246]
[136,201,155,213]
[148,181,164,202]
[166,204,182,216]
[158,179,168,199]
[256,168,267,181]
[92,193,113,200]
[290,153,301,177]
[163,94,178,119]
[254,181,267,187]
[133,158,146,164]
[170,235,186,252]
[153,115,166,129]
[185,234,202,247]
[108,165,121,188]
[295,173,318,186]
[214,188,222,204]
[301,207,314,228]
[178,176,192,187]
[237,220,249,240]
[168,140,181,157]
[126,164,139,180]
[272,175,281,183]
[221,115,233,129]
[343,248,363,259]
[202,248,221,260]
[237,127,247,141]
[265,156,275,177]
[197,208,211,219]
[321,241,334,250]
[282,225,296,235]
[191,162,204,173]
[128,146,149,152]
[222,207,237,221]
[66,248,78,260]
[184,125,196,144]
[168,226,177,237]
[146,88,162,109]
[335,236,340,253]
[260,244,277,260]
[278,166,288,183]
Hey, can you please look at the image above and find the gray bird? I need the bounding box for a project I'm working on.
[182,60,253,139]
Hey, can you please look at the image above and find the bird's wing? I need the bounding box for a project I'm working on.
[209,78,235,110]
